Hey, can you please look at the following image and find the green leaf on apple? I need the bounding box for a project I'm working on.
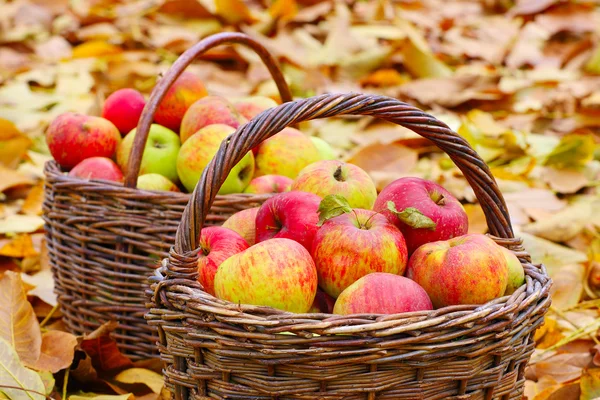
[387,201,436,230]
[317,194,353,226]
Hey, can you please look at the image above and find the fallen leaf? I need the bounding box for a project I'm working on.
[0,271,42,367]
[464,204,488,234]
[68,393,134,400]
[517,231,588,274]
[544,134,596,169]
[70,352,98,383]
[214,0,255,24]
[0,215,45,234]
[30,331,77,373]
[0,235,38,258]
[0,165,35,193]
[113,368,164,394]
[21,269,57,307]
[270,0,297,21]
[533,352,592,383]
[580,368,600,400]
[543,167,590,194]
[503,189,567,218]
[0,337,45,400]
[0,118,32,169]
[549,264,585,310]
[80,322,133,374]
[21,182,45,216]
[37,370,54,396]
[71,41,122,59]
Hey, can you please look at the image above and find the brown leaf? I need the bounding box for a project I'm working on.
[549,264,585,311]
[0,165,35,193]
[21,182,45,216]
[580,368,600,400]
[0,118,32,169]
[0,271,42,367]
[80,322,133,374]
[533,352,593,383]
[543,167,590,194]
[30,331,77,373]
[0,234,38,258]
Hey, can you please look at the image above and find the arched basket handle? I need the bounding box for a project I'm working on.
[124,32,293,188]
[173,92,514,255]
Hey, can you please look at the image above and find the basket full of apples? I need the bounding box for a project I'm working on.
[146,92,551,400]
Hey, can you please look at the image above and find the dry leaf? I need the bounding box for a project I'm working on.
[114,368,164,394]
[215,0,255,24]
[0,234,38,258]
[21,182,45,216]
[0,215,45,234]
[69,394,134,400]
[464,204,488,234]
[0,118,32,169]
[80,322,133,374]
[0,165,35,193]
[0,272,42,367]
[549,264,585,310]
[533,352,592,383]
[31,331,77,373]
[580,368,600,400]
[0,337,45,400]
[543,167,590,194]
[517,231,588,274]
[71,41,122,59]
[21,269,57,306]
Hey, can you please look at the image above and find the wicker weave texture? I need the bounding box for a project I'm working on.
[146,93,551,398]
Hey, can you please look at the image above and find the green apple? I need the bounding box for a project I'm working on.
[310,137,336,160]
[177,124,255,194]
[137,173,180,192]
[117,124,180,183]
[500,247,525,295]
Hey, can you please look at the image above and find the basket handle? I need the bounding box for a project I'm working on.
[172,93,514,254]
[124,32,293,188]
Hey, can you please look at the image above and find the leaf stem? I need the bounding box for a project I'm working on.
[62,366,70,400]
[39,304,60,329]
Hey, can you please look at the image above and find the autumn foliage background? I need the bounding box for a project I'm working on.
[1,0,600,398]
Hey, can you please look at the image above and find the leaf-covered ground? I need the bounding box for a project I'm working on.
[1,0,599,399]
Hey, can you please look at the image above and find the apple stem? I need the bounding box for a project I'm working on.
[432,192,445,206]
[333,166,344,182]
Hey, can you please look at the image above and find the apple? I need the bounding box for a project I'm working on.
[254,127,321,178]
[312,209,408,298]
[46,113,121,169]
[180,96,247,143]
[333,273,433,315]
[101,88,146,135]
[214,238,317,313]
[255,191,321,251]
[243,175,293,194]
[291,160,377,210]
[222,207,259,246]
[234,96,278,120]
[197,226,249,296]
[374,177,469,255]
[308,288,336,313]
[500,246,525,295]
[117,124,180,183]
[406,234,509,308]
[137,173,180,192]
[68,157,123,182]
[310,137,336,160]
[176,124,255,194]
[154,71,208,132]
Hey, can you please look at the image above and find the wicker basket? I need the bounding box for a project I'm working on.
[146,92,552,399]
[43,32,292,360]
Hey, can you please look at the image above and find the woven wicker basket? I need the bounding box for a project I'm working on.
[43,32,291,360]
[146,92,552,399]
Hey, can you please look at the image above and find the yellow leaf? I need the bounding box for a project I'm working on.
[114,368,164,394]
[0,215,44,234]
[30,331,77,373]
[544,134,596,169]
[69,394,134,400]
[21,182,45,216]
[464,204,488,234]
[0,118,32,169]
[580,368,600,400]
[517,231,588,274]
[21,270,57,307]
[269,0,298,21]
[0,337,45,400]
[585,45,600,74]
[0,271,42,367]
[0,235,37,258]
[535,318,565,350]
[71,41,122,59]
[215,0,255,24]
[37,370,54,396]
[0,165,35,193]
[549,264,585,311]
[359,68,408,87]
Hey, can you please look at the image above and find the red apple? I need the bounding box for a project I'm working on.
[308,288,336,313]
[154,71,208,132]
[234,96,278,120]
[101,88,146,135]
[214,238,318,313]
[197,226,249,296]
[255,191,321,251]
[374,177,468,255]
[46,113,121,169]
[312,209,408,298]
[406,234,509,308]
[180,96,247,143]
[68,157,123,182]
[222,207,259,246]
[243,175,293,194]
[333,273,433,315]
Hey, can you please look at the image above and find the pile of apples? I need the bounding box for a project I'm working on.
[203,163,526,315]
[45,71,335,193]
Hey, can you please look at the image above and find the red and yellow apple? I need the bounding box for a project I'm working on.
[102,88,146,135]
[243,175,293,194]
[137,173,180,192]
[68,157,123,182]
[501,247,525,295]
[406,234,509,308]
[292,160,377,209]
[374,177,468,255]
[333,273,433,315]
[312,209,408,298]
[47,113,121,169]
[234,96,278,120]
[222,207,259,246]
[180,96,247,143]
[214,238,317,313]
[154,71,208,132]
[255,191,321,251]
[197,226,249,296]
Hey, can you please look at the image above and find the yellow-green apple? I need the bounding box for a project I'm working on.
[46,113,121,169]
[406,234,509,308]
[255,191,321,251]
[102,88,146,135]
[154,71,208,132]
[222,207,259,246]
[68,157,123,182]
[117,124,180,183]
[137,173,180,192]
[254,128,321,178]
[292,160,377,209]
[333,273,433,315]
[243,175,293,194]
[312,208,408,298]
[197,226,249,296]
[308,288,335,313]
[214,238,317,313]
[234,96,278,120]
[374,177,468,255]
[180,96,247,143]
[500,247,525,295]
[310,137,336,160]
[176,124,255,194]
